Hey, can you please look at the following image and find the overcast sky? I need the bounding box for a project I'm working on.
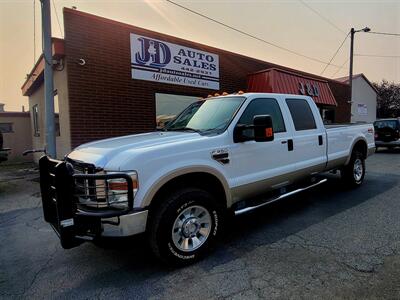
[1,0,399,111]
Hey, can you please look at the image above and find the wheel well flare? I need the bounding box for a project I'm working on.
[150,172,228,211]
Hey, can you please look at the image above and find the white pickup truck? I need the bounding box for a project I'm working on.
[39,93,375,265]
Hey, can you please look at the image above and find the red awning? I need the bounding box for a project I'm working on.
[247,68,338,106]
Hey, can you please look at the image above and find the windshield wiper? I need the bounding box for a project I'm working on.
[168,127,201,133]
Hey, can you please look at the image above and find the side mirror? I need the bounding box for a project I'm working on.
[253,115,274,142]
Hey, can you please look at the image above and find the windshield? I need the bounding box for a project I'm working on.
[165,96,245,133]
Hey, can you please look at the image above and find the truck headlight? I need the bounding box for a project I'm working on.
[106,171,138,209]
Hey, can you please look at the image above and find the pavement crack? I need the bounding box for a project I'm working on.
[22,247,58,296]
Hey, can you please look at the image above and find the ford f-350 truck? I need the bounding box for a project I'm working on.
[39,93,375,265]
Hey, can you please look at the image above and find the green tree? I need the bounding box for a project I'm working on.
[373,80,400,118]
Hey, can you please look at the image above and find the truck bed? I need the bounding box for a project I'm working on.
[325,122,375,169]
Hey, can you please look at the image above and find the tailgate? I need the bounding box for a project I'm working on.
[375,127,397,142]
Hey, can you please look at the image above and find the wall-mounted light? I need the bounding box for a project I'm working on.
[78,58,86,66]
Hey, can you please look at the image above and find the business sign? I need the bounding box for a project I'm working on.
[299,82,320,97]
[130,34,220,90]
[357,103,368,115]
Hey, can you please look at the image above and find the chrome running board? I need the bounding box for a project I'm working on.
[234,178,328,216]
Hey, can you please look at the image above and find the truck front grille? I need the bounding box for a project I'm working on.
[66,159,109,208]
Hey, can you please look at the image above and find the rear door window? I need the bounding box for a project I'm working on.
[285,99,317,131]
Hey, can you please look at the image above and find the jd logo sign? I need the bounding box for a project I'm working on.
[135,38,171,68]
[130,33,220,90]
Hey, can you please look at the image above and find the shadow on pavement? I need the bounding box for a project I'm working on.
[88,171,398,270]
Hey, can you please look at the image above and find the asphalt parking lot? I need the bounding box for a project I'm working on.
[1,150,400,299]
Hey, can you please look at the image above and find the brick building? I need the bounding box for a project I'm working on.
[21,8,351,161]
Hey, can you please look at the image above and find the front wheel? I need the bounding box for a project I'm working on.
[148,187,224,266]
[341,150,365,187]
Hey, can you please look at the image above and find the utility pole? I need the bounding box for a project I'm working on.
[348,27,370,103]
[41,0,56,158]
[349,28,355,103]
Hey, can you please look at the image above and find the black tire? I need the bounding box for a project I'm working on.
[341,150,365,188]
[148,187,224,266]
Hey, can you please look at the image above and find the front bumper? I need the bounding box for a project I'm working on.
[39,156,147,249]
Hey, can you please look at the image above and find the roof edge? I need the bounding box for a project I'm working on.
[21,38,65,97]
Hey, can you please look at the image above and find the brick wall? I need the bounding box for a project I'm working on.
[63,8,350,148]
[327,80,351,123]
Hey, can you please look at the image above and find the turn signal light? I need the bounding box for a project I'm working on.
[265,128,273,138]
[108,179,138,191]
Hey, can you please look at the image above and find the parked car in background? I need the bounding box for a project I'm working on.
[38,93,375,265]
[374,118,400,151]
[0,130,10,163]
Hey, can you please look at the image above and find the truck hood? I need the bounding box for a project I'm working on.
[67,131,201,168]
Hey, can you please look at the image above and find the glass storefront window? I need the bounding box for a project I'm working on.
[155,93,200,128]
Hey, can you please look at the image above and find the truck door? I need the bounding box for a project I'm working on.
[229,97,296,200]
[284,97,327,175]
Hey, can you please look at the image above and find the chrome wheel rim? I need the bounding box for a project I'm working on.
[353,158,363,182]
[172,205,212,252]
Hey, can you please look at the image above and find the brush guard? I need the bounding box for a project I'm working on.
[38,155,135,249]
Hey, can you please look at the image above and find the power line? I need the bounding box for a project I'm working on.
[320,33,349,75]
[366,31,400,37]
[355,54,400,58]
[165,0,344,68]
[298,0,347,34]
[52,0,63,38]
[331,58,349,78]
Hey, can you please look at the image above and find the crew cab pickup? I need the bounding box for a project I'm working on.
[39,93,375,265]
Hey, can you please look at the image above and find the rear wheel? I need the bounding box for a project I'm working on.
[148,187,224,266]
[341,150,365,187]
